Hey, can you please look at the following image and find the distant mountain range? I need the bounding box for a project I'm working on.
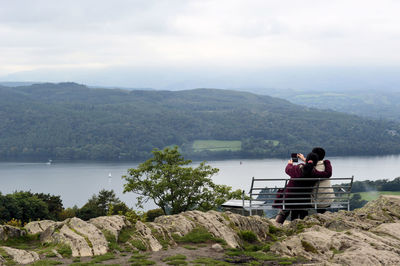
[1,82,400,161]
[254,88,400,122]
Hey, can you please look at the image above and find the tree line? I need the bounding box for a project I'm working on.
[1,82,400,161]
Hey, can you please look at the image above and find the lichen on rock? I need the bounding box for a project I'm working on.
[0,225,26,241]
[89,215,131,241]
[270,195,400,265]
[0,246,39,265]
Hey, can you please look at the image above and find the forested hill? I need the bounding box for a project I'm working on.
[1,82,400,161]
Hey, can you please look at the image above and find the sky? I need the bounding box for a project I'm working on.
[1,0,400,90]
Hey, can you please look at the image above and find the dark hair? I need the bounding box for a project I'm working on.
[302,152,319,177]
[312,147,325,160]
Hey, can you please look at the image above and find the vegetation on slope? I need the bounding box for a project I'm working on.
[1,82,400,161]
[267,88,400,122]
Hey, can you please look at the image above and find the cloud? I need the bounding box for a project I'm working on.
[1,0,400,86]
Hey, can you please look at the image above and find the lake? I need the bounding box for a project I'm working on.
[0,155,399,209]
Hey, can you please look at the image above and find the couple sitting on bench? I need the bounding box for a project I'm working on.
[275,147,332,224]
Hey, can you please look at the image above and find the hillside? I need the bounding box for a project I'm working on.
[1,83,400,161]
[262,88,400,122]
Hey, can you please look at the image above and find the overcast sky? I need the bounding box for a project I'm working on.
[1,0,400,90]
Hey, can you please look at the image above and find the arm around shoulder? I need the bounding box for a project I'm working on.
[313,160,332,178]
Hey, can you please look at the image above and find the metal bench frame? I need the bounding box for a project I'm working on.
[245,176,354,216]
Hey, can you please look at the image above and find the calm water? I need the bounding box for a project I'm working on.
[0,155,399,209]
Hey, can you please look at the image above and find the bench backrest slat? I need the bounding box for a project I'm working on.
[247,176,354,214]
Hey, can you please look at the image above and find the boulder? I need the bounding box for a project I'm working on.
[25,220,57,235]
[156,211,237,248]
[68,217,108,256]
[0,246,39,265]
[0,225,26,241]
[155,212,197,236]
[59,224,93,257]
[135,221,163,251]
[226,211,272,241]
[211,243,224,252]
[89,215,131,240]
[183,210,241,248]
[40,218,108,257]
[154,210,275,249]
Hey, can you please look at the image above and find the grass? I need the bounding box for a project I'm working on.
[102,230,122,252]
[118,227,136,243]
[45,251,57,257]
[330,247,344,255]
[165,260,187,265]
[175,227,225,245]
[56,243,72,258]
[176,227,214,243]
[128,253,156,265]
[162,254,187,262]
[150,227,170,249]
[30,260,62,265]
[90,253,116,263]
[192,140,242,152]
[183,245,197,250]
[225,248,298,265]
[301,240,317,254]
[0,247,16,265]
[191,257,230,265]
[0,233,41,250]
[238,230,258,243]
[359,191,400,201]
[162,254,187,265]
[130,239,147,251]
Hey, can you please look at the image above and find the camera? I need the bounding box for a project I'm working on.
[291,153,298,162]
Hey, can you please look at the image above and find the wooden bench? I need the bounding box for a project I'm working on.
[221,176,354,216]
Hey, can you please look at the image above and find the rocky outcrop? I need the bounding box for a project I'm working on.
[38,217,108,257]
[154,210,274,249]
[10,195,400,265]
[0,246,39,264]
[89,215,131,240]
[24,220,57,235]
[0,225,26,241]
[41,222,93,257]
[270,195,400,265]
[68,217,108,256]
[135,221,164,251]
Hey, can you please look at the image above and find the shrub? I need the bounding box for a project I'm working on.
[0,191,50,223]
[58,206,78,221]
[176,227,214,243]
[130,239,147,251]
[5,218,23,227]
[239,230,258,243]
[146,208,164,222]
[91,253,116,263]
[56,243,72,257]
[301,240,317,254]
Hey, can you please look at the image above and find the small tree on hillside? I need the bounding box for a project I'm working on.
[76,189,129,220]
[123,146,241,215]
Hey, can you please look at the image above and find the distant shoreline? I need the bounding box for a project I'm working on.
[1,153,400,164]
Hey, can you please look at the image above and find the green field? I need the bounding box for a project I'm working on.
[269,140,280,146]
[359,191,400,201]
[192,140,242,152]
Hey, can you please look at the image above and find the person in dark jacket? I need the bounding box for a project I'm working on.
[275,152,332,224]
